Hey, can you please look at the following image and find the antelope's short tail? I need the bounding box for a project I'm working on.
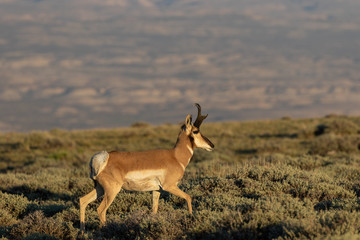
[89,151,109,180]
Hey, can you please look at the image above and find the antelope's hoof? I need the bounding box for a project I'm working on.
[77,230,85,239]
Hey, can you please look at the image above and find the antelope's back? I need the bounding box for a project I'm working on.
[107,149,176,170]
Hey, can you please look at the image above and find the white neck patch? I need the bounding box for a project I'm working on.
[187,145,194,155]
[179,162,185,171]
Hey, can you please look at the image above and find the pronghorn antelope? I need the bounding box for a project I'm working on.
[79,103,214,233]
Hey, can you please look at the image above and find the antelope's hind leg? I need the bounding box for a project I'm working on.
[79,184,104,234]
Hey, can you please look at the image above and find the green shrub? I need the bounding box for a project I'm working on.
[131,122,151,128]
[298,126,316,139]
[103,210,187,240]
[309,134,359,155]
[9,211,77,240]
[257,142,285,154]
[315,119,359,136]
[0,209,18,227]
[0,192,30,218]
[22,131,75,150]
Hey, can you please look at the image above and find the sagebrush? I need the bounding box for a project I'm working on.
[1,116,360,239]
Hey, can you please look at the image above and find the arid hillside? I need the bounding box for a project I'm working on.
[1,115,360,239]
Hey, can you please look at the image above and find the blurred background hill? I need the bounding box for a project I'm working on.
[1,0,360,131]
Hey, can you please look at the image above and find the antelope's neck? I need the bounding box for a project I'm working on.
[174,132,194,170]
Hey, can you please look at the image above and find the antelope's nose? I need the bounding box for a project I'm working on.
[203,135,214,150]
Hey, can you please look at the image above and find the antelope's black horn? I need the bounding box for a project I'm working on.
[193,103,208,128]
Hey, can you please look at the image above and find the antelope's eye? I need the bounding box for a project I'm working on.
[193,130,199,134]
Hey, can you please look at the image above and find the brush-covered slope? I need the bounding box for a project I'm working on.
[1,115,360,239]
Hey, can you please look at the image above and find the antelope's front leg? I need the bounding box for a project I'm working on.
[97,181,122,226]
[152,190,161,213]
[164,185,192,214]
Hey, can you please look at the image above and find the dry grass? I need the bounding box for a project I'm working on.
[1,116,360,239]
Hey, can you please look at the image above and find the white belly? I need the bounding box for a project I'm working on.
[122,170,166,191]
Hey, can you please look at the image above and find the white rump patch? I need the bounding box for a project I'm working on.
[89,151,109,180]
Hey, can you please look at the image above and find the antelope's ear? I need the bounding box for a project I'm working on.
[184,114,192,133]
[185,114,192,126]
